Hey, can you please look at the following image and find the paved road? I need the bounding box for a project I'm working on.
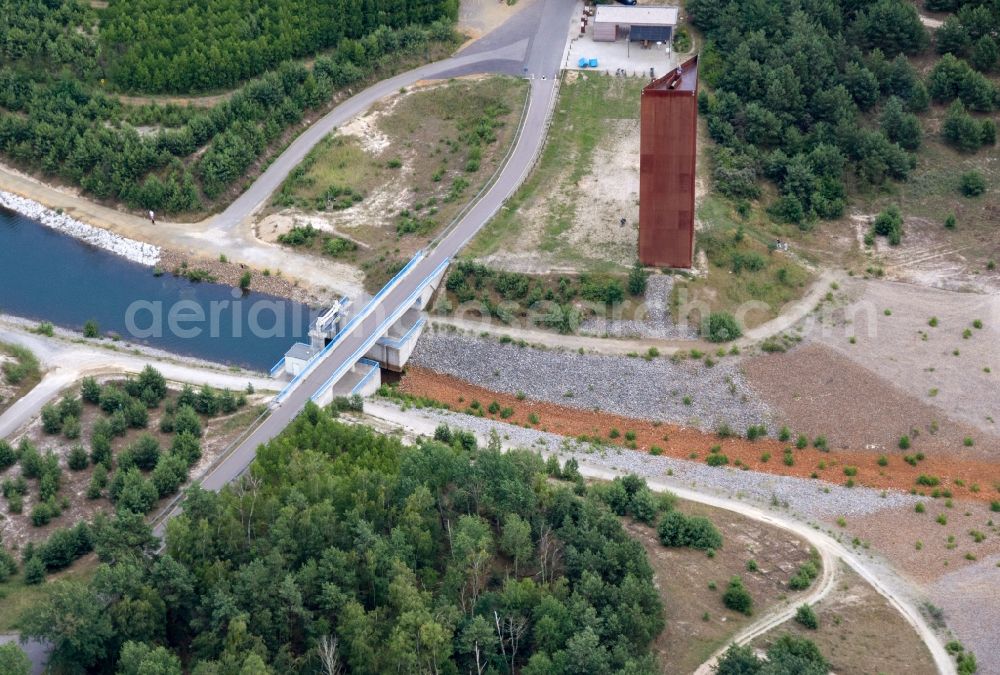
[155,0,576,513]
[0,0,565,298]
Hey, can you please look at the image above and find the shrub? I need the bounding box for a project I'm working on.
[746,424,767,441]
[151,453,189,498]
[0,440,16,470]
[706,453,729,467]
[899,435,911,449]
[86,465,108,500]
[24,556,45,585]
[83,320,100,338]
[960,171,986,197]
[916,474,940,487]
[872,205,904,245]
[722,576,753,615]
[627,261,648,296]
[789,558,820,590]
[796,435,808,449]
[173,405,203,438]
[795,604,819,629]
[82,377,102,404]
[778,426,791,442]
[658,510,723,550]
[704,312,742,342]
[67,445,89,471]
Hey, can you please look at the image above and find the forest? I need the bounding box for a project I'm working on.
[0,0,458,214]
[100,0,459,93]
[18,407,669,673]
[688,0,997,227]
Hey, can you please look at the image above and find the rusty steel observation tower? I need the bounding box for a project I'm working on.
[638,55,698,269]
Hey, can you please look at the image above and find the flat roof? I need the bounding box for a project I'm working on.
[285,342,317,361]
[594,5,679,26]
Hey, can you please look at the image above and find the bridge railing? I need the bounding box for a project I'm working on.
[309,257,451,404]
[273,249,426,404]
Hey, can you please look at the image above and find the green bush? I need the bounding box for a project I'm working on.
[658,510,723,550]
[795,603,819,629]
[704,312,742,343]
[67,445,89,471]
[872,205,904,245]
[960,170,987,197]
[722,576,753,615]
[706,453,730,467]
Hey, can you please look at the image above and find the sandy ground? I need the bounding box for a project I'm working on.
[852,500,1000,675]
[927,552,1000,675]
[625,503,814,673]
[742,342,995,455]
[751,562,937,675]
[808,278,999,441]
[855,212,1000,294]
[458,0,535,41]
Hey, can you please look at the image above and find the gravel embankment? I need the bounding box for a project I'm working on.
[1,190,161,265]
[411,331,770,433]
[374,401,918,521]
[579,275,697,339]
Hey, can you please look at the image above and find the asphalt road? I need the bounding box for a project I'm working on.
[156,0,576,518]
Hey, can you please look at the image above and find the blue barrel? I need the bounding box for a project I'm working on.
[578,57,589,68]
[589,58,599,68]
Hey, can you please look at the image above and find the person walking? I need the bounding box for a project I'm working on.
[149,210,155,225]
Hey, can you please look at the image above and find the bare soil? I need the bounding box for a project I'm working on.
[750,563,937,675]
[624,501,814,673]
[742,342,997,456]
[400,366,1000,502]
[849,500,1000,585]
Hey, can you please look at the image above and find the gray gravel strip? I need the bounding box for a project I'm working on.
[579,275,697,339]
[411,331,770,434]
[378,401,919,522]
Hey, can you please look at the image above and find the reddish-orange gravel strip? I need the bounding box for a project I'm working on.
[400,366,1000,503]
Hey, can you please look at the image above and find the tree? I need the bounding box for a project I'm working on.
[68,444,89,471]
[880,97,922,150]
[971,36,999,73]
[118,641,183,675]
[24,556,45,585]
[457,616,496,675]
[239,271,252,291]
[627,262,648,296]
[499,513,533,576]
[81,376,102,404]
[0,643,31,675]
[942,100,987,152]
[20,581,114,669]
[850,0,928,55]
[83,319,100,338]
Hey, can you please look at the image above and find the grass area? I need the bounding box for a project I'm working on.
[270,76,528,292]
[672,193,813,329]
[0,343,41,416]
[466,71,646,270]
[0,555,99,631]
[435,260,641,333]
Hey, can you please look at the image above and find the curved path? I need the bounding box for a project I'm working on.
[0,320,275,439]
[0,0,562,298]
[363,400,956,675]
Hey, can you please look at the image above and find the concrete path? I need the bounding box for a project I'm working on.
[362,400,956,675]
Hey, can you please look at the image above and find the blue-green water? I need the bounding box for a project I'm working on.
[0,207,315,371]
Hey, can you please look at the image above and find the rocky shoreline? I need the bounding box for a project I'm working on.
[0,190,161,266]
